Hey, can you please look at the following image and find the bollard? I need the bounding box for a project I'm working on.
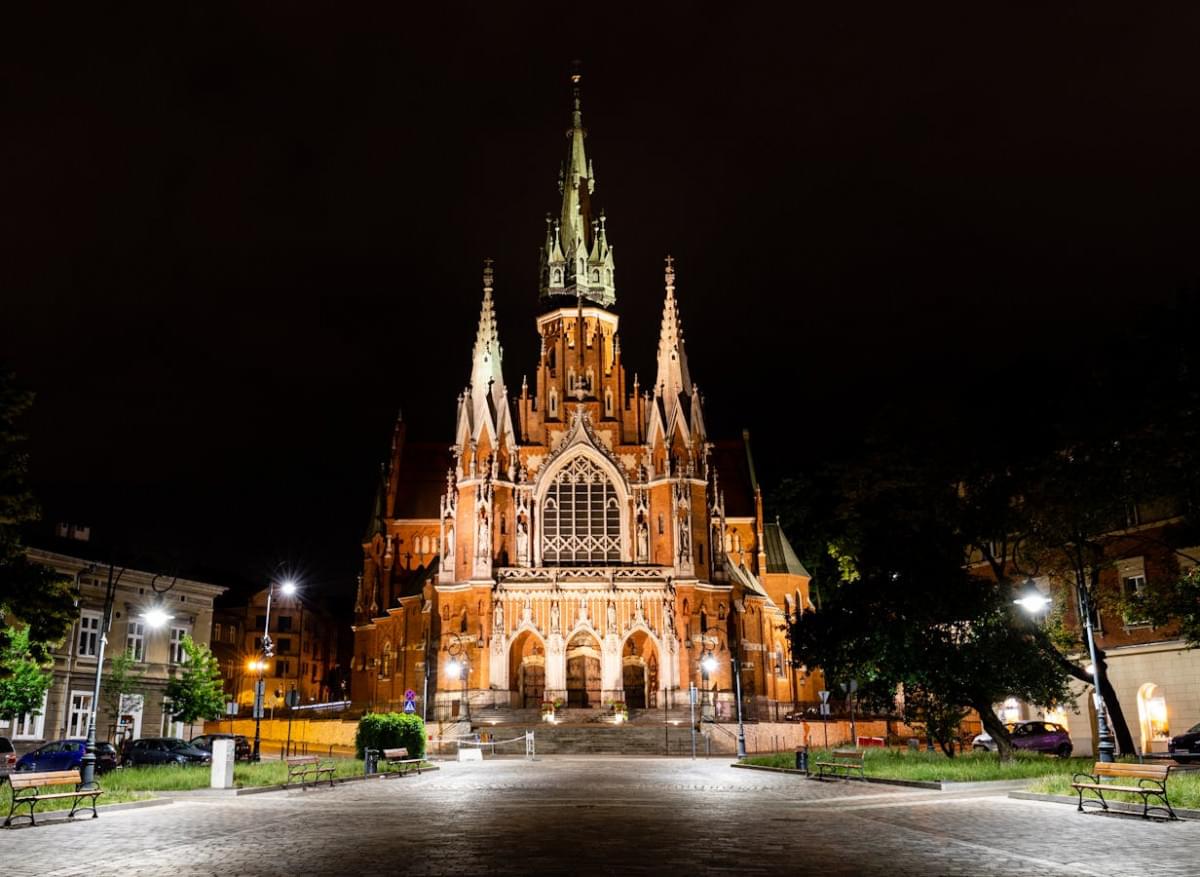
[795,746,808,774]
[364,748,380,775]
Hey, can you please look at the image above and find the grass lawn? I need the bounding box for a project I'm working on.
[1029,767,1200,810]
[743,748,1099,782]
[0,757,378,818]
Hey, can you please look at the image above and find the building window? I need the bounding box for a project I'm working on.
[68,691,93,738]
[78,610,101,658]
[126,622,146,662]
[277,615,293,632]
[169,627,188,664]
[254,637,263,652]
[276,659,291,677]
[161,698,184,738]
[541,455,621,565]
[255,615,267,631]
[277,638,292,654]
[228,627,237,644]
[213,622,222,642]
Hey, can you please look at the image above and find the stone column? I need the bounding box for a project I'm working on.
[601,633,624,704]
[544,632,566,705]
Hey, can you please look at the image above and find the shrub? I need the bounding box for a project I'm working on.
[355,712,426,758]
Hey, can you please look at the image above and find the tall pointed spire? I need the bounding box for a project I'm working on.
[470,258,504,393]
[655,255,692,397]
[540,65,616,308]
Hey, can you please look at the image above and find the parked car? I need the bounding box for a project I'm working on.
[124,737,212,767]
[190,733,252,761]
[0,736,16,777]
[972,721,1073,757]
[1169,722,1200,762]
[14,739,118,774]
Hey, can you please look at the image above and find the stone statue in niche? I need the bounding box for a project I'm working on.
[678,515,690,558]
[607,600,617,633]
[550,601,560,632]
[636,517,649,561]
[494,601,504,633]
[477,507,489,558]
[444,521,455,562]
[663,598,674,636]
[516,516,529,565]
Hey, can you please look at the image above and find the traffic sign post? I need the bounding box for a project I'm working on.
[819,690,830,750]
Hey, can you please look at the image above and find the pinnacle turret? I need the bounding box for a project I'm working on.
[654,255,692,397]
[470,258,504,394]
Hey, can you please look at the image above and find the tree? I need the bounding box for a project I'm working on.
[0,367,75,663]
[0,625,52,721]
[165,635,226,725]
[101,649,146,731]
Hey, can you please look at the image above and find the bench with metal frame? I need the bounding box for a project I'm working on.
[1071,762,1176,820]
[284,754,335,789]
[382,747,424,776]
[4,769,103,827]
[813,749,866,781]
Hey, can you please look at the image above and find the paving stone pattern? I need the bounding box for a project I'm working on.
[3,758,1197,876]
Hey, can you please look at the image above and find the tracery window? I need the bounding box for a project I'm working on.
[542,456,621,565]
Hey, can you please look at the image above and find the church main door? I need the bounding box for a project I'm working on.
[520,662,545,709]
[566,655,602,707]
[623,663,646,709]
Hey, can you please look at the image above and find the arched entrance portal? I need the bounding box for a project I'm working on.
[566,631,602,707]
[509,630,545,709]
[622,630,660,709]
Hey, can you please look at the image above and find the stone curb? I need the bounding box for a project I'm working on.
[164,765,441,798]
[1007,790,1200,820]
[3,796,173,828]
[732,762,1037,792]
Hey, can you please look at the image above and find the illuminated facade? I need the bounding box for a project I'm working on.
[350,78,819,720]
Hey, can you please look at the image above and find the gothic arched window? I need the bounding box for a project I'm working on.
[541,455,621,565]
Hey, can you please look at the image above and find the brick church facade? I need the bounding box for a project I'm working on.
[350,77,820,721]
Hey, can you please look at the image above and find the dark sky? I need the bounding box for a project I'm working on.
[4,6,1199,598]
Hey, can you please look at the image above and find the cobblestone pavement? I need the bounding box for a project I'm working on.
[4,758,1198,876]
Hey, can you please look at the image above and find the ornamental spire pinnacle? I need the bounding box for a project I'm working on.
[540,64,615,308]
[655,255,692,397]
[470,258,504,394]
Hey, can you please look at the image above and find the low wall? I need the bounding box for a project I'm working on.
[707,719,932,754]
[204,718,358,754]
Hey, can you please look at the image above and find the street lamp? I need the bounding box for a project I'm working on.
[80,566,173,790]
[699,651,747,758]
[446,634,470,722]
[252,576,298,762]
[1014,578,1115,762]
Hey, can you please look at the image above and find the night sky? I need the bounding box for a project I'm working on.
[4,6,1199,601]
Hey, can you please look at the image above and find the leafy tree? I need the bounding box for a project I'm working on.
[0,367,75,663]
[0,625,52,720]
[101,648,146,729]
[165,635,226,725]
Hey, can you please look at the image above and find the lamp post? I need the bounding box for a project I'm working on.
[1014,578,1115,763]
[446,634,469,723]
[252,577,296,761]
[80,565,173,790]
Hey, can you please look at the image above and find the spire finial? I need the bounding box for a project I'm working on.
[664,254,676,290]
[483,256,494,291]
[570,60,583,129]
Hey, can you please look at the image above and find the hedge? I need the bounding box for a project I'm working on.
[355,712,426,759]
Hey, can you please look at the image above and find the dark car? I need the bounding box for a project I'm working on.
[125,737,212,767]
[15,739,118,774]
[190,733,252,761]
[0,736,16,777]
[972,721,1073,757]
[1170,722,1200,762]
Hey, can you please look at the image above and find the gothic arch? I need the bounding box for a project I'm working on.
[534,447,631,566]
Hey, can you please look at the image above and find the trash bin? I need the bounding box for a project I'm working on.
[364,748,380,775]
[795,746,808,773]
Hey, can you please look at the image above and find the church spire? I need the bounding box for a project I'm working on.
[654,255,692,397]
[540,65,616,308]
[470,258,504,393]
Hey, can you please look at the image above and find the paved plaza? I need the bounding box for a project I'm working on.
[3,758,1198,876]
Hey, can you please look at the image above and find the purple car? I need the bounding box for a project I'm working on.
[973,721,1073,757]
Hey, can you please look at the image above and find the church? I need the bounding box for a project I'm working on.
[350,75,820,723]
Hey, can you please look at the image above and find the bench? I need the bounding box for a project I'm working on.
[1071,762,1176,820]
[4,769,103,827]
[382,747,423,775]
[813,749,866,781]
[284,755,335,790]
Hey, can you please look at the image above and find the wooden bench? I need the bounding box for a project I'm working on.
[284,755,335,790]
[813,749,866,781]
[1071,762,1176,820]
[382,747,423,776]
[4,770,103,827]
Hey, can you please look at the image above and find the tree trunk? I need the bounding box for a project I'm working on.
[974,701,1014,761]
[1057,652,1136,755]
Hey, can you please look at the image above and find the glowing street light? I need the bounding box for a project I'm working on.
[252,571,300,761]
[141,607,174,629]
